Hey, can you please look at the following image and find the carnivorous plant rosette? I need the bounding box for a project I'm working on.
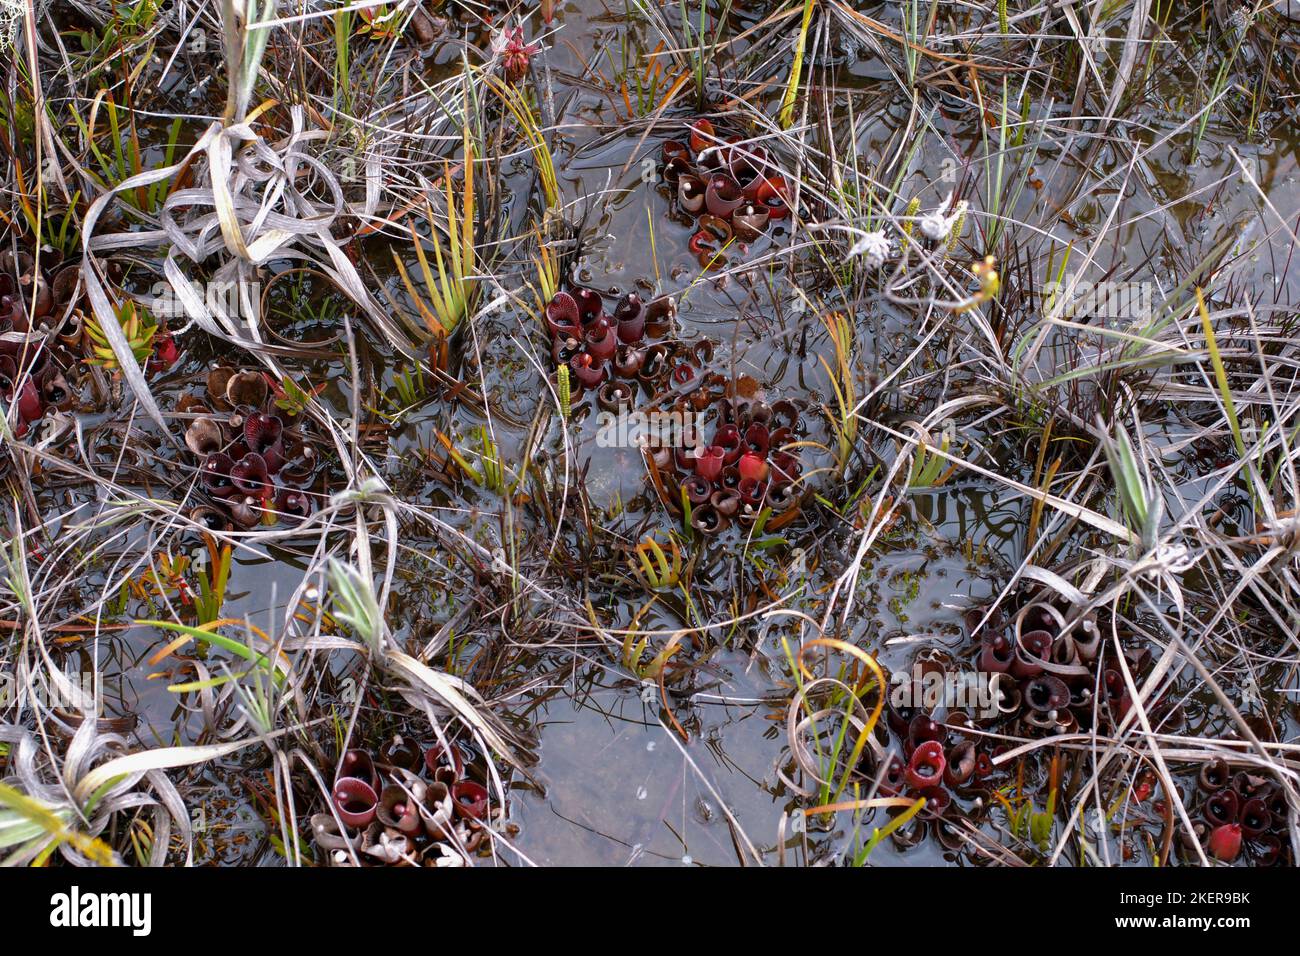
[833,591,1156,855]
[867,653,1008,834]
[0,248,83,438]
[545,286,676,402]
[649,393,806,536]
[181,367,321,530]
[848,587,1238,854]
[960,595,1181,739]
[1188,758,1292,865]
[660,118,793,269]
[320,738,495,866]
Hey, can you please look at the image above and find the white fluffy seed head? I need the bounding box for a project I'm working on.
[850,230,891,269]
[919,210,949,241]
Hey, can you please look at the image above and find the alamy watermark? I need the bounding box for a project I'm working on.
[1043,276,1154,322]
[594,409,704,449]
[50,887,151,936]
[889,664,999,719]
[0,669,102,714]
[147,279,261,322]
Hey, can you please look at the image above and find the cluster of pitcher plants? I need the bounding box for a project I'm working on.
[661,118,792,269]
[318,736,492,866]
[859,589,1198,851]
[181,367,320,530]
[0,249,82,438]
[651,394,805,535]
[1191,757,1292,865]
[545,285,675,402]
